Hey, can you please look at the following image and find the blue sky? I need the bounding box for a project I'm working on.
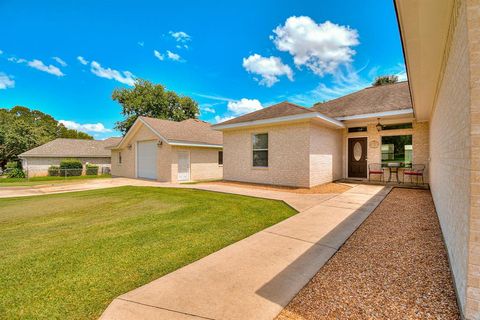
[0,0,406,139]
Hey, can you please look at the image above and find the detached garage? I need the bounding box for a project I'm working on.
[109,117,223,183]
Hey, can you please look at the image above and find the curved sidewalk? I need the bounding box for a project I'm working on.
[100,183,390,320]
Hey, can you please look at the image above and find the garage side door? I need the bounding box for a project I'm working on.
[137,141,157,180]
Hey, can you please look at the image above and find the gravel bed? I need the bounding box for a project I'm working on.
[207,181,351,194]
[276,188,460,320]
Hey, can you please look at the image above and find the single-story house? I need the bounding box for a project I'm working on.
[19,137,121,177]
[213,81,427,188]
[108,116,223,182]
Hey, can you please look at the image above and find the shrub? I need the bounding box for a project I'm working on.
[6,161,21,170]
[48,165,60,176]
[6,168,25,178]
[85,164,99,176]
[59,159,83,177]
[4,161,25,178]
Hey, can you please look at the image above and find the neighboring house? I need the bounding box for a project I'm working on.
[395,1,480,319]
[213,82,427,188]
[108,117,223,183]
[19,137,121,177]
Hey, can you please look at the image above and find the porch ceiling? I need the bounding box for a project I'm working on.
[394,0,455,121]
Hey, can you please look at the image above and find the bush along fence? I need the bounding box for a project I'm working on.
[0,159,111,180]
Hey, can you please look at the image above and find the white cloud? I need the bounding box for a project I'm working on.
[214,115,235,123]
[227,98,262,115]
[59,120,112,133]
[8,57,65,76]
[202,107,215,113]
[90,61,136,86]
[242,54,293,87]
[166,50,181,61]
[0,50,3,55]
[0,73,14,89]
[52,56,67,67]
[272,16,359,76]
[138,41,144,47]
[8,57,26,63]
[27,59,65,76]
[169,31,191,42]
[153,50,164,61]
[77,56,88,65]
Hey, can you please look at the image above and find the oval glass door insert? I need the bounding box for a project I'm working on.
[353,142,362,161]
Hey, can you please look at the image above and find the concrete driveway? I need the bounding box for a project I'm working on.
[99,183,390,320]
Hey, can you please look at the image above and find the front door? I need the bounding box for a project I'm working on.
[348,137,367,178]
[177,151,190,181]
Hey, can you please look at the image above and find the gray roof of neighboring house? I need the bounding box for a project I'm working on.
[312,81,412,118]
[19,138,121,158]
[137,117,223,146]
[214,101,314,126]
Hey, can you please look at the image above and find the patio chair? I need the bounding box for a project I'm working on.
[368,163,385,182]
[403,164,426,184]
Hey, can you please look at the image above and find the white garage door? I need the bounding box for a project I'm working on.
[137,141,157,180]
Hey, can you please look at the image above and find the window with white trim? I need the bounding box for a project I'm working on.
[218,151,223,165]
[252,133,268,167]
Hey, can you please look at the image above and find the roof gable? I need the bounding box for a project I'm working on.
[312,81,412,118]
[117,117,223,148]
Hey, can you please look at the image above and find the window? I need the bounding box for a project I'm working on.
[218,151,223,165]
[382,123,413,130]
[348,126,367,133]
[381,135,412,167]
[118,151,122,164]
[253,133,268,167]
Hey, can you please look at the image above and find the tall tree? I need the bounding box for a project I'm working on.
[0,106,93,167]
[372,75,399,86]
[113,79,199,134]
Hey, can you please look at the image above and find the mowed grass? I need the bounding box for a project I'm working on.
[0,174,112,187]
[0,186,296,320]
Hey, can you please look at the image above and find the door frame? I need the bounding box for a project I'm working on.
[346,136,368,179]
[177,150,191,182]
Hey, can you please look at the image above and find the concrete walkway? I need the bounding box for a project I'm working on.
[100,183,390,320]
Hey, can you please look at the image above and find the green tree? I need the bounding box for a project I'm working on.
[0,106,93,168]
[113,79,199,134]
[372,75,399,86]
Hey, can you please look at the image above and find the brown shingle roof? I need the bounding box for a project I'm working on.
[19,138,118,158]
[215,101,314,126]
[312,81,412,118]
[140,117,222,145]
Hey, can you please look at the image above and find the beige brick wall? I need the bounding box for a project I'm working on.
[170,146,223,183]
[430,0,471,315]
[343,120,429,182]
[309,124,343,186]
[111,123,222,183]
[467,0,480,318]
[23,157,111,177]
[223,122,311,187]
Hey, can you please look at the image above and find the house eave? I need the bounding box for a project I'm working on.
[335,108,414,121]
[213,112,345,131]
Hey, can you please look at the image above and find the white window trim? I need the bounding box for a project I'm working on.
[252,133,268,168]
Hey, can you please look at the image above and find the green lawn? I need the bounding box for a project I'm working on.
[0,186,296,319]
[0,174,112,187]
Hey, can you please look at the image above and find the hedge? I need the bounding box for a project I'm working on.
[85,164,99,176]
[48,165,60,176]
[4,161,25,178]
[59,159,83,177]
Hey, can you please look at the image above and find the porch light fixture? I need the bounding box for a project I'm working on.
[376,118,383,131]
[157,140,163,147]
[127,144,132,150]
